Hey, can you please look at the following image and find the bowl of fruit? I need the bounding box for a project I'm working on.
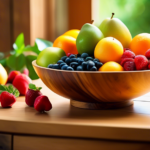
[33,13,150,109]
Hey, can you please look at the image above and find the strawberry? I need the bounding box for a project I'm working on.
[123,61,136,71]
[120,58,134,66]
[121,50,135,61]
[134,55,148,70]
[34,95,52,112]
[0,84,20,108]
[25,83,42,107]
[145,49,150,59]
[7,71,21,83]
[13,74,32,95]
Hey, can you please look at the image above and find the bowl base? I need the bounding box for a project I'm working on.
[70,99,133,110]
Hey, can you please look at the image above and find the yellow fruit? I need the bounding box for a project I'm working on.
[94,37,123,63]
[99,61,124,72]
[0,64,8,85]
[63,29,80,39]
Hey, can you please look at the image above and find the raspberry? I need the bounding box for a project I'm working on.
[120,58,134,66]
[67,53,72,57]
[134,55,148,70]
[121,50,135,60]
[145,49,150,59]
[123,61,136,71]
[148,60,150,69]
[124,48,131,52]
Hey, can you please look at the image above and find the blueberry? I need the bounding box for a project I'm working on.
[61,56,67,61]
[53,64,61,69]
[95,62,103,69]
[47,64,53,68]
[61,65,68,70]
[87,61,95,70]
[78,58,84,65]
[81,53,89,59]
[57,60,64,64]
[69,54,76,58]
[93,58,99,62]
[70,62,78,70]
[70,58,78,63]
[82,61,88,71]
[67,66,74,71]
[77,65,83,71]
[90,66,97,71]
[85,57,93,61]
[60,62,67,68]
[65,58,71,65]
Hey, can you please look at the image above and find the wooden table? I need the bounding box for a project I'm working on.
[0,79,150,150]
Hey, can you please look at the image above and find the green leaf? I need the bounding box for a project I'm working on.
[0,59,7,67]
[23,44,39,55]
[0,85,7,94]
[35,38,53,51]
[29,83,42,91]
[25,55,39,80]
[13,89,20,97]
[6,53,26,71]
[7,85,14,93]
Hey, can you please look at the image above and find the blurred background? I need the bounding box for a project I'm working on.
[0,0,150,53]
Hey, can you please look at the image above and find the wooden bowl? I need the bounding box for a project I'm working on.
[32,60,150,109]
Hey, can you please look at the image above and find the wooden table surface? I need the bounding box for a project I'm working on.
[0,79,150,142]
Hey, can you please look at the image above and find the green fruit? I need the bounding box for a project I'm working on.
[36,47,66,67]
[76,23,104,55]
[98,13,132,48]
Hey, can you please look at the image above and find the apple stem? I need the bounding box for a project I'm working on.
[91,20,94,24]
[111,13,115,19]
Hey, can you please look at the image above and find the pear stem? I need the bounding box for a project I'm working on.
[91,20,94,24]
[111,13,115,19]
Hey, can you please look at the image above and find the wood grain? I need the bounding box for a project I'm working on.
[33,60,150,103]
[14,135,150,150]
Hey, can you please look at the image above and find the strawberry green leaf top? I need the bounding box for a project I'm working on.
[29,83,42,91]
[0,84,20,97]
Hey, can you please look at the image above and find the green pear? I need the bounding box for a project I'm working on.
[76,22,104,55]
[98,13,132,48]
[36,47,66,67]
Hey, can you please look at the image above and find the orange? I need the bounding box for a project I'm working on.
[99,61,124,71]
[94,37,123,63]
[63,29,80,39]
[53,35,78,55]
[129,33,150,55]
[0,64,8,85]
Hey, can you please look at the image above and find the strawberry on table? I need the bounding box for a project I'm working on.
[34,95,52,112]
[7,71,21,83]
[25,83,42,107]
[0,85,20,108]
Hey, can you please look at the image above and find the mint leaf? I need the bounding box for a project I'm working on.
[25,55,39,80]
[13,89,20,97]
[7,85,14,93]
[13,33,25,50]
[29,83,42,91]
[0,85,7,94]
[6,53,26,71]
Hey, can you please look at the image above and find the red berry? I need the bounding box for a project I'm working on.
[0,91,16,108]
[134,55,148,70]
[34,95,52,112]
[145,49,150,59]
[123,48,131,52]
[13,74,32,95]
[148,60,150,69]
[121,50,135,61]
[7,71,21,83]
[120,58,134,66]
[25,89,42,107]
[123,61,136,71]
[23,68,29,76]
[67,53,72,57]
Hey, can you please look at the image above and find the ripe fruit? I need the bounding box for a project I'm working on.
[121,50,135,60]
[7,71,21,83]
[94,37,123,63]
[13,74,32,95]
[99,61,124,71]
[53,35,78,55]
[145,49,150,59]
[34,95,52,112]
[36,47,66,67]
[129,33,150,55]
[76,22,104,55]
[98,13,132,48]
[0,64,8,85]
[63,29,80,39]
[23,68,29,76]
[134,55,148,70]
[25,83,42,107]
[120,58,135,71]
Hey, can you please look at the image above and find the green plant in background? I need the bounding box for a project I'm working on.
[98,0,150,37]
[0,33,53,80]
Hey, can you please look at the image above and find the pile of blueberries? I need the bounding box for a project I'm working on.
[48,53,103,71]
